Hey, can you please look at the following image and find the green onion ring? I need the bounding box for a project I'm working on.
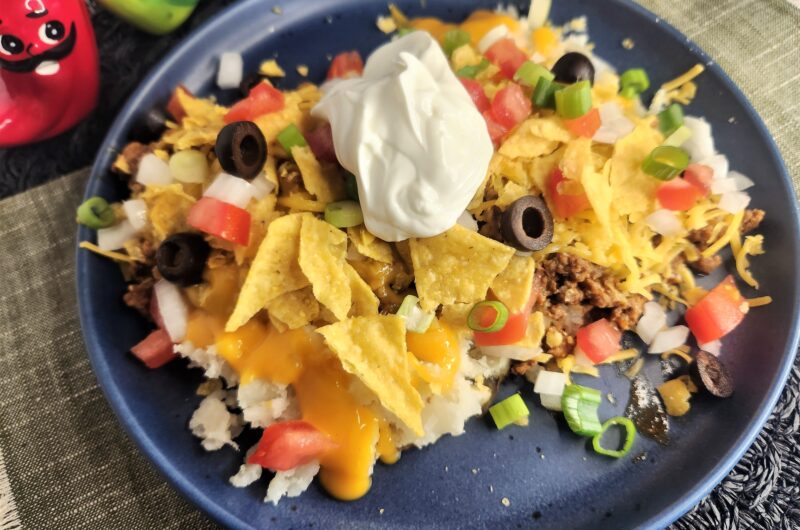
[76,197,115,229]
[641,145,690,181]
[592,416,637,458]
[467,301,509,333]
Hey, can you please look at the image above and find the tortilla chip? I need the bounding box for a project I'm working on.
[226,213,310,331]
[264,155,279,188]
[298,216,351,321]
[348,226,394,263]
[529,146,564,193]
[495,180,530,209]
[609,121,662,216]
[344,264,380,317]
[291,145,345,203]
[255,85,321,145]
[498,117,571,160]
[440,302,473,330]
[235,195,279,265]
[317,315,424,435]
[490,255,536,313]
[266,287,320,330]
[140,184,196,242]
[276,192,328,213]
[410,225,515,311]
[259,59,286,77]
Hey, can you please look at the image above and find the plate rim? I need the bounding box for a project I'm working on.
[75,1,800,528]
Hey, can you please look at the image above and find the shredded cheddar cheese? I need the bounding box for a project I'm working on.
[747,296,773,308]
[735,235,765,288]
[79,241,141,263]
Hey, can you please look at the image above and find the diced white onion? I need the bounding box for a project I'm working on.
[699,154,729,180]
[648,89,670,115]
[479,345,542,361]
[682,117,715,162]
[136,154,172,186]
[217,52,244,89]
[648,325,689,354]
[457,211,478,231]
[711,178,739,195]
[97,219,138,251]
[636,301,667,345]
[593,102,635,144]
[719,191,751,213]
[478,25,509,53]
[122,199,148,231]
[699,340,722,356]
[404,305,434,334]
[154,279,187,343]
[728,171,754,191]
[645,209,682,237]
[533,370,566,396]
[204,173,254,208]
[527,0,552,28]
[250,174,277,201]
[539,393,563,411]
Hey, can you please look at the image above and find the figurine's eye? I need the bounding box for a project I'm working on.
[38,21,64,45]
[0,34,24,56]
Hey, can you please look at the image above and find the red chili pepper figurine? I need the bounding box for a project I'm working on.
[0,0,100,147]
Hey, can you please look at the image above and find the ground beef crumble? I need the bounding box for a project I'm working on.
[686,208,765,274]
[122,238,158,319]
[113,141,153,194]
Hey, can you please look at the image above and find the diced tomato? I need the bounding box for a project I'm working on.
[460,78,490,113]
[187,197,251,246]
[547,168,590,218]
[684,163,714,196]
[685,276,747,344]
[490,83,531,130]
[224,81,285,123]
[484,38,527,79]
[563,108,601,138]
[482,111,509,146]
[657,178,703,211]
[166,85,191,122]
[327,51,364,80]
[576,319,622,364]
[131,329,177,369]
[247,420,338,471]
[306,122,337,163]
[474,287,537,346]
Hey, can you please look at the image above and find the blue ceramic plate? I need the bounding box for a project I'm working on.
[77,1,800,528]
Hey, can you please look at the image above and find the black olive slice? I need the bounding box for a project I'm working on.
[500,195,554,252]
[215,121,268,180]
[551,52,596,85]
[156,233,211,286]
[690,350,734,398]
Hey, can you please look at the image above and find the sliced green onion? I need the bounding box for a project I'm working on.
[442,28,471,57]
[658,103,684,137]
[663,124,693,147]
[169,149,208,183]
[619,86,639,99]
[533,78,564,109]
[555,80,592,119]
[592,416,636,458]
[513,61,555,88]
[324,200,363,228]
[467,301,509,333]
[76,197,116,229]
[489,393,529,430]
[561,384,603,436]
[277,123,308,155]
[397,294,435,333]
[619,68,650,94]
[397,27,416,37]
[642,145,690,181]
[345,172,359,202]
[456,59,490,79]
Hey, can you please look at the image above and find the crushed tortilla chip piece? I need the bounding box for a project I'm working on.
[291,145,345,203]
[235,194,279,265]
[491,255,536,313]
[266,287,320,329]
[298,215,351,321]
[348,226,394,263]
[259,59,286,77]
[410,225,515,311]
[317,315,424,435]
[140,184,196,241]
[439,302,473,330]
[276,192,327,213]
[498,116,570,160]
[376,15,397,34]
[255,85,321,145]
[344,264,380,316]
[226,213,311,331]
[296,65,309,77]
[495,180,530,209]
[609,121,662,216]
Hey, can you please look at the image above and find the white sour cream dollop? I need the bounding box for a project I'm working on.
[312,32,493,242]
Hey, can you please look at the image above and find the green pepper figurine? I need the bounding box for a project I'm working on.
[97,0,200,35]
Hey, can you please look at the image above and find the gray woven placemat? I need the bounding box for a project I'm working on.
[0,1,798,529]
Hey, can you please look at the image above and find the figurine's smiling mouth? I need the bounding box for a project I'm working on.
[0,22,76,74]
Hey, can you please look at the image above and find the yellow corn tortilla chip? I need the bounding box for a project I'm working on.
[348,226,394,263]
[440,302,473,330]
[226,213,310,331]
[317,315,424,435]
[490,255,536,313]
[291,145,345,203]
[266,287,320,330]
[410,225,515,311]
[298,216,351,321]
[259,59,286,77]
[235,194,279,265]
[255,85,321,145]
[140,184,196,242]
[609,121,662,216]
[344,264,380,317]
[495,180,530,209]
[498,117,571,160]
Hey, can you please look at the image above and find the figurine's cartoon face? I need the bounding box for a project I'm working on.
[0,0,99,147]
